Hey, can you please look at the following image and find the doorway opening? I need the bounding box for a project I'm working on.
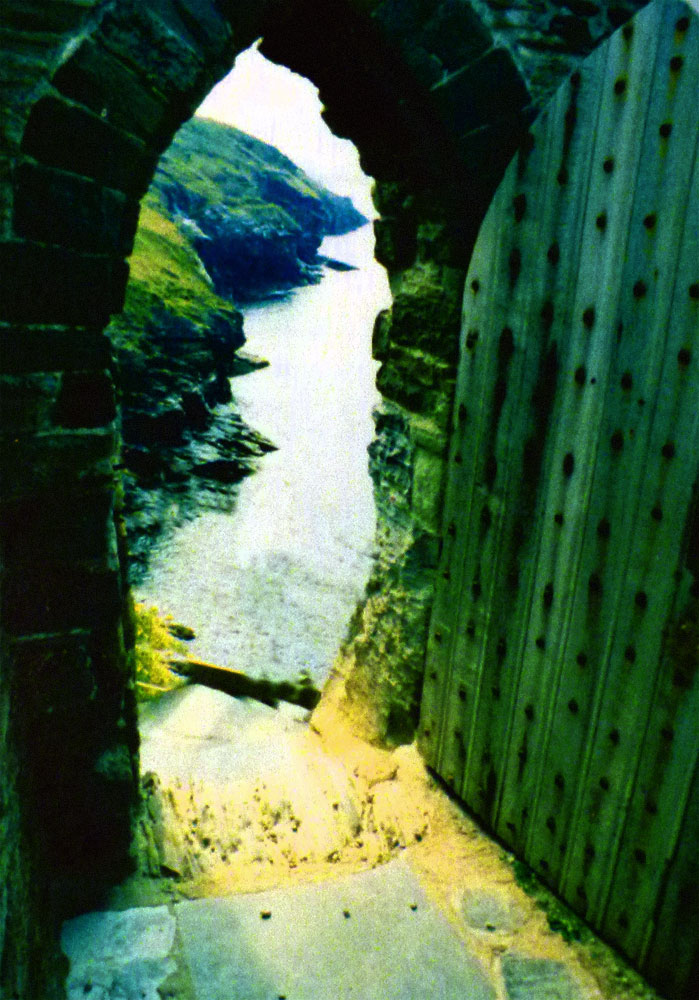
[131,45,389,697]
[112,45,404,895]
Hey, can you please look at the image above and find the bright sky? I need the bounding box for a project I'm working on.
[196,44,375,219]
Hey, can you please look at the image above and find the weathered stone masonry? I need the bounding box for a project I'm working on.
[0,1,649,996]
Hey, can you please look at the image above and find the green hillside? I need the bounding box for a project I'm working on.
[151,116,367,302]
[110,117,366,577]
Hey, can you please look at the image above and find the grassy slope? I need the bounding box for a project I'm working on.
[111,192,235,348]
[155,116,323,214]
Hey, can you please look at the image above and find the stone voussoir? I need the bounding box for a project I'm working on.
[172,0,236,54]
[430,45,532,137]
[95,0,211,102]
[419,0,495,73]
[53,37,178,147]
[21,93,158,197]
[0,325,112,374]
[14,158,140,256]
[0,0,97,36]
[0,239,129,325]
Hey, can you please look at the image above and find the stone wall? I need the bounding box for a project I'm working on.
[0,1,652,994]
[0,1,240,992]
[0,631,67,998]
[469,0,648,100]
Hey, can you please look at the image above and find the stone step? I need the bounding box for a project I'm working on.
[175,860,495,1000]
[61,858,589,1000]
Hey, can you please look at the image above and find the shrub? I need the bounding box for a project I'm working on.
[133,603,186,701]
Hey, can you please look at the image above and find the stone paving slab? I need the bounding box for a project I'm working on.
[59,869,592,1000]
[502,955,586,1000]
[61,906,177,1000]
[175,858,496,1000]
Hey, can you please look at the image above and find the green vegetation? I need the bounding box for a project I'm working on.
[110,191,237,350]
[156,116,323,214]
[133,603,187,702]
[149,117,367,302]
[112,115,367,345]
[126,198,219,317]
[510,857,590,943]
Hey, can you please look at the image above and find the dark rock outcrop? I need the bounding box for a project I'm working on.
[115,320,277,579]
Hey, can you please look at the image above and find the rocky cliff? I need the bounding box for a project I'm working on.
[110,119,367,579]
[153,117,367,301]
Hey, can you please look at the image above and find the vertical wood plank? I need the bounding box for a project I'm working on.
[460,67,605,836]
[496,2,665,863]
[558,14,699,921]
[600,119,698,957]
[446,113,557,804]
[640,757,699,991]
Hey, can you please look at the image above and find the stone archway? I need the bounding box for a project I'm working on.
[0,1,649,994]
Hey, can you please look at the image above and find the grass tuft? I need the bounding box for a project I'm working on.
[134,603,187,701]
